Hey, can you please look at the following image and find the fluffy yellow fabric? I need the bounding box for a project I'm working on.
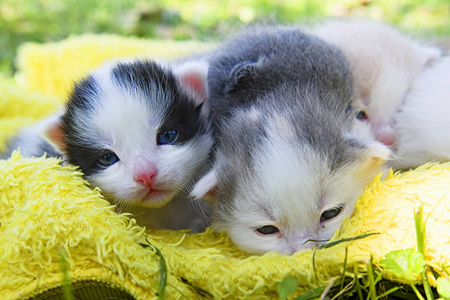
[16,34,214,99]
[1,34,449,299]
[0,82,60,153]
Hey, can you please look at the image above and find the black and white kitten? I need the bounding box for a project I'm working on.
[4,59,213,231]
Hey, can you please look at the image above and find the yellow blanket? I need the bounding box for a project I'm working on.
[1,35,449,299]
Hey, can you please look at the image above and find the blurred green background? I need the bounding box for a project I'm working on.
[1,0,449,76]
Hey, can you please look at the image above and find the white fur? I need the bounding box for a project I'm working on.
[197,112,387,255]
[389,56,450,170]
[346,123,392,162]
[190,168,217,200]
[313,19,441,145]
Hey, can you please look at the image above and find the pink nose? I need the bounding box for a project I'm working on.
[134,170,157,187]
[375,124,395,146]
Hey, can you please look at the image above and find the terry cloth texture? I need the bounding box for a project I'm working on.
[1,35,449,299]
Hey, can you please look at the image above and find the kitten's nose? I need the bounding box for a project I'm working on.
[134,170,157,187]
[375,123,395,146]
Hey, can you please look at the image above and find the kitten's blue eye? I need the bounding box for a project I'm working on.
[97,152,120,167]
[356,111,368,120]
[320,206,343,222]
[256,225,279,235]
[157,130,178,145]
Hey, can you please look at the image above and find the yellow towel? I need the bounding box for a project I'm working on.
[1,34,449,299]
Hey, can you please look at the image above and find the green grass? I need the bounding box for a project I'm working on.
[1,0,449,75]
[276,207,449,300]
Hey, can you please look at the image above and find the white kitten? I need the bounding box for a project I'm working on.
[390,56,450,170]
[314,19,441,146]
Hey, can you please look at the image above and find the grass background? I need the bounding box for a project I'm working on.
[1,0,449,76]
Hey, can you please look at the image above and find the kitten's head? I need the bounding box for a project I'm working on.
[314,19,441,146]
[46,59,213,208]
[192,89,390,255]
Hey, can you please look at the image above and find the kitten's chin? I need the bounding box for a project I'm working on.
[137,189,179,208]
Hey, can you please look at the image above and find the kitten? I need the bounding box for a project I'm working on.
[390,56,450,170]
[192,26,390,254]
[4,59,213,231]
[313,19,441,146]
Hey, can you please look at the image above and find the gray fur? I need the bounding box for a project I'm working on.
[1,114,62,159]
[193,25,390,254]
[208,26,353,122]
[210,26,358,205]
[1,134,60,159]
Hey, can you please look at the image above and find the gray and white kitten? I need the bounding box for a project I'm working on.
[191,26,390,254]
[3,59,213,231]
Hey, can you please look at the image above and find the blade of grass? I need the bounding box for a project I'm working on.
[376,286,402,299]
[167,283,188,300]
[367,255,376,300]
[415,207,426,257]
[59,250,74,300]
[415,207,434,300]
[331,280,354,300]
[320,278,335,300]
[316,232,380,250]
[410,283,426,300]
[354,265,364,300]
[339,247,348,293]
[313,232,379,283]
[294,285,327,300]
[145,237,168,300]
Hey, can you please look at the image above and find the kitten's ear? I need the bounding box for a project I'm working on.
[173,60,209,116]
[365,139,391,165]
[191,168,218,202]
[347,127,391,165]
[225,58,264,94]
[43,114,66,152]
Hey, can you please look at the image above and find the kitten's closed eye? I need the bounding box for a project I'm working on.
[157,130,178,145]
[320,205,343,222]
[255,225,279,235]
[97,152,120,167]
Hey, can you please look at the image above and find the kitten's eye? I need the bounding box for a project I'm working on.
[255,225,279,235]
[320,206,343,222]
[97,152,120,167]
[355,111,368,120]
[157,130,178,145]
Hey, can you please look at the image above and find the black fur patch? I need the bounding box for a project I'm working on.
[112,60,208,145]
[112,60,176,100]
[62,75,104,175]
